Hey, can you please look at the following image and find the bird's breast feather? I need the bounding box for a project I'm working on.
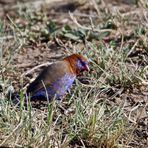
[31,73,76,99]
[51,73,76,95]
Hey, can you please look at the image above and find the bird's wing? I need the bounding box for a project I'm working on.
[27,61,71,94]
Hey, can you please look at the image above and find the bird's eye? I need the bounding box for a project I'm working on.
[82,61,87,66]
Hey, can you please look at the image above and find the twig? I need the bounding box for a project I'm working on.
[0,34,26,40]
[21,62,52,77]
[69,12,115,33]
[121,9,148,17]
[14,63,34,68]
[92,0,100,16]
[125,102,148,145]
[127,39,139,57]
[0,121,23,146]
[119,29,124,51]
[0,0,63,13]
[54,36,72,54]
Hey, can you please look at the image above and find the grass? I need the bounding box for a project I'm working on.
[0,0,148,147]
[0,86,126,147]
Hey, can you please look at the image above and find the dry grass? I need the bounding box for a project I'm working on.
[0,0,148,147]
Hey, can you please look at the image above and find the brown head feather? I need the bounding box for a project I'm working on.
[63,54,88,75]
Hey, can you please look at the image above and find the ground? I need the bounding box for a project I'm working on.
[0,0,147,147]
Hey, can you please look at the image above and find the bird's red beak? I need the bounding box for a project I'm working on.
[84,65,89,71]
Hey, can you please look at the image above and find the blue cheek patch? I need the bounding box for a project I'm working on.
[31,73,76,100]
[76,59,87,70]
[76,59,83,69]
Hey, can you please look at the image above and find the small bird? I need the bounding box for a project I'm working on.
[27,54,89,100]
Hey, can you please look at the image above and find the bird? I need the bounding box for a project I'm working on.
[26,54,89,100]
